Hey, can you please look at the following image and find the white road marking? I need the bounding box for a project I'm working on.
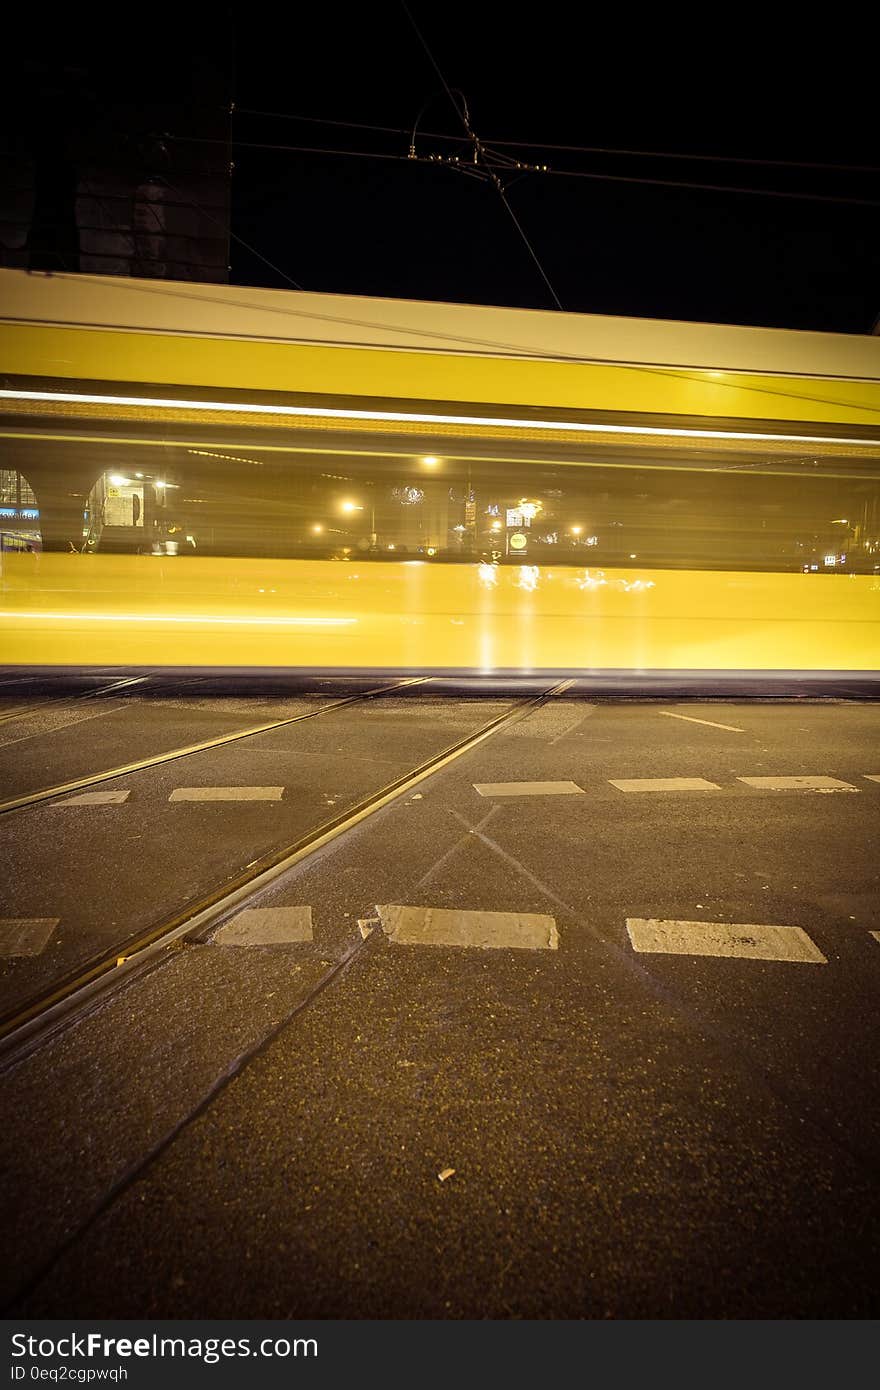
[864,776,880,784]
[659,711,745,732]
[626,917,827,963]
[57,790,131,806]
[376,903,558,950]
[609,777,721,793]
[169,786,285,802]
[870,931,880,945]
[473,780,585,797]
[737,776,858,793]
[0,918,60,958]
[214,906,313,945]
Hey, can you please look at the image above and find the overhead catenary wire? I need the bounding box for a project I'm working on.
[233,108,880,177]
[480,136,880,177]
[171,134,880,210]
[504,162,880,209]
[34,134,872,391]
[398,1,564,311]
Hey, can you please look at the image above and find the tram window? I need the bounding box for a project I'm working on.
[7,420,880,573]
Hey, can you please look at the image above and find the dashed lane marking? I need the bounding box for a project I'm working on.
[609,777,721,793]
[659,711,745,733]
[737,776,859,793]
[0,919,60,958]
[168,786,285,802]
[214,906,313,945]
[871,931,880,945]
[376,903,558,950]
[20,773,879,811]
[626,917,827,963]
[56,790,131,806]
[473,780,585,797]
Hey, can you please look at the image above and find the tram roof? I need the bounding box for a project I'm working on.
[3,269,879,378]
[2,270,879,429]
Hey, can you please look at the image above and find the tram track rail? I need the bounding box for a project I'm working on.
[0,674,149,728]
[0,679,573,1067]
[0,675,429,816]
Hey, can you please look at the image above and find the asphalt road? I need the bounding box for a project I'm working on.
[1,683,879,1318]
[0,681,510,1015]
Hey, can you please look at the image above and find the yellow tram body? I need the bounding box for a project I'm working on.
[1,270,878,675]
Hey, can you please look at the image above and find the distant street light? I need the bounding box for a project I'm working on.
[339,495,376,545]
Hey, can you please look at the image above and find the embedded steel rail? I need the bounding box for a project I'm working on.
[0,679,574,1065]
[0,675,148,728]
[0,676,429,816]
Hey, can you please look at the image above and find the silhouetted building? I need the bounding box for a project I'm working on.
[1,15,231,282]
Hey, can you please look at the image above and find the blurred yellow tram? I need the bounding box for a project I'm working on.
[1,269,878,678]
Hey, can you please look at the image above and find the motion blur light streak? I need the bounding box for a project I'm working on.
[1,389,879,449]
[0,611,358,627]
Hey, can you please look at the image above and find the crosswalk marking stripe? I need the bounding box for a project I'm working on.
[737,776,858,792]
[56,790,131,806]
[214,906,313,945]
[0,918,60,958]
[376,904,558,950]
[626,917,826,963]
[473,781,585,797]
[169,787,284,802]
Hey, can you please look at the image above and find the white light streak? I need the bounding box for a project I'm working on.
[2,389,878,448]
[0,611,357,627]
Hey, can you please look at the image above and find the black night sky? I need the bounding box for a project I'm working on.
[6,4,880,332]
[227,6,879,332]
